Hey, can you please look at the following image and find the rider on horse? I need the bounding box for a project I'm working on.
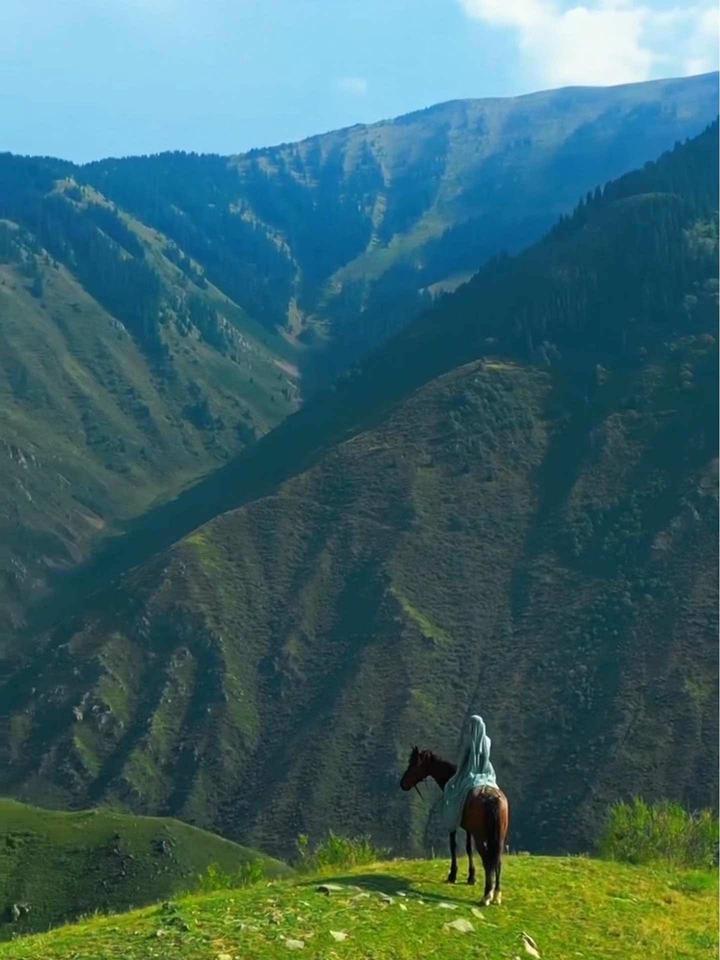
[442,714,497,832]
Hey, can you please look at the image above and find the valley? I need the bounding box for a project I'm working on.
[1,121,716,860]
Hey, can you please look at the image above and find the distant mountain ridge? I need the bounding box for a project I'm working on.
[2,124,715,857]
[83,72,718,382]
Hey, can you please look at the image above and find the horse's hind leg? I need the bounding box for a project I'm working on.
[475,836,494,905]
[466,831,476,885]
[492,855,502,904]
[446,831,458,883]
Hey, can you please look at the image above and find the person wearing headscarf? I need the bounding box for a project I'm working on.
[442,714,497,831]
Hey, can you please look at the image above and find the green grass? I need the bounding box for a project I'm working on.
[0,856,715,959]
[0,800,289,941]
[600,799,718,869]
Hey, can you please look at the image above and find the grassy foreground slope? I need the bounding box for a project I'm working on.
[0,799,287,941]
[0,857,716,960]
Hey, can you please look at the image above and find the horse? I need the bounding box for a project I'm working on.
[399,746,509,905]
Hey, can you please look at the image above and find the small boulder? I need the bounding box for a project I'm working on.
[522,932,541,958]
[444,918,474,934]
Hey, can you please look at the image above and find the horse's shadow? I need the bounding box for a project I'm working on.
[299,871,474,906]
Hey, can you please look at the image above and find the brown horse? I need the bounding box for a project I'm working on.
[400,746,509,905]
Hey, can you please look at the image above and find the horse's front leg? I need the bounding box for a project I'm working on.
[446,831,458,883]
[466,831,476,885]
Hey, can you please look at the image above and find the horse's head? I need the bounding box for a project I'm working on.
[399,745,433,791]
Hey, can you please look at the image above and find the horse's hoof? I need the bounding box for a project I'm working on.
[492,891,502,905]
[467,876,476,886]
[446,876,457,884]
[481,895,492,907]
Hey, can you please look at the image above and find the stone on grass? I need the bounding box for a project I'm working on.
[285,938,305,950]
[444,918,474,934]
[329,930,348,942]
[522,932,541,958]
[317,884,345,895]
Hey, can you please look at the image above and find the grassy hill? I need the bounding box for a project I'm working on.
[0,167,298,642]
[0,799,288,941]
[0,127,716,856]
[0,856,716,959]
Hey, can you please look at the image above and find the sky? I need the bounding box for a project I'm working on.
[1,0,717,163]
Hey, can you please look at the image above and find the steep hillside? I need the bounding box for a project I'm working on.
[0,128,716,856]
[0,161,298,639]
[83,73,717,381]
[0,74,714,639]
[0,799,288,940]
[1,857,716,960]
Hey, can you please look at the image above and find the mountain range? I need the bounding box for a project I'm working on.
[0,94,716,860]
[0,72,716,643]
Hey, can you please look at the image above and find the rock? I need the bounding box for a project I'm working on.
[9,903,30,922]
[444,918,474,934]
[399,903,408,911]
[438,901,458,910]
[378,893,394,904]
[285,939,305,950]
[470,907,486,920]
[329,930,348,942]
[522,932,541,958]
[316,883,345,895]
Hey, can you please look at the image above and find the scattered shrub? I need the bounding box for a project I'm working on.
[294,831,387,872]
[194,859,266,893]
[599,799,718,869]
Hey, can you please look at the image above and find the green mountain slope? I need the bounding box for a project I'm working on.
[0,164,298,639]
[0,74,714,640]
[0,799,288,940]
[82,73,717,382]
[1,128,716,857]
[0,857,716,960]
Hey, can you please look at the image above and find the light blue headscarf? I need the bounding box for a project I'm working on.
[442,714,497,831]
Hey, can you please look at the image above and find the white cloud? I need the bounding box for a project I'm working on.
[337,75,369,96]
[459,0,719,86]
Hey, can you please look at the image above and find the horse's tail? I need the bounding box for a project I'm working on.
[485,789,508,871]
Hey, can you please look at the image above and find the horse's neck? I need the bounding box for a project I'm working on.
[428,755,457,790]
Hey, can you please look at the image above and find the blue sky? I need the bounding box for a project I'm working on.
[2,0,717,162]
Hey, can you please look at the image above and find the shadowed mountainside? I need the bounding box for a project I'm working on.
[1,126,716,857]
[0,73,715,642]
[0,163,298,639]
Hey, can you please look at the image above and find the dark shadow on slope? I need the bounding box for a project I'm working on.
[298,871,475,905]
